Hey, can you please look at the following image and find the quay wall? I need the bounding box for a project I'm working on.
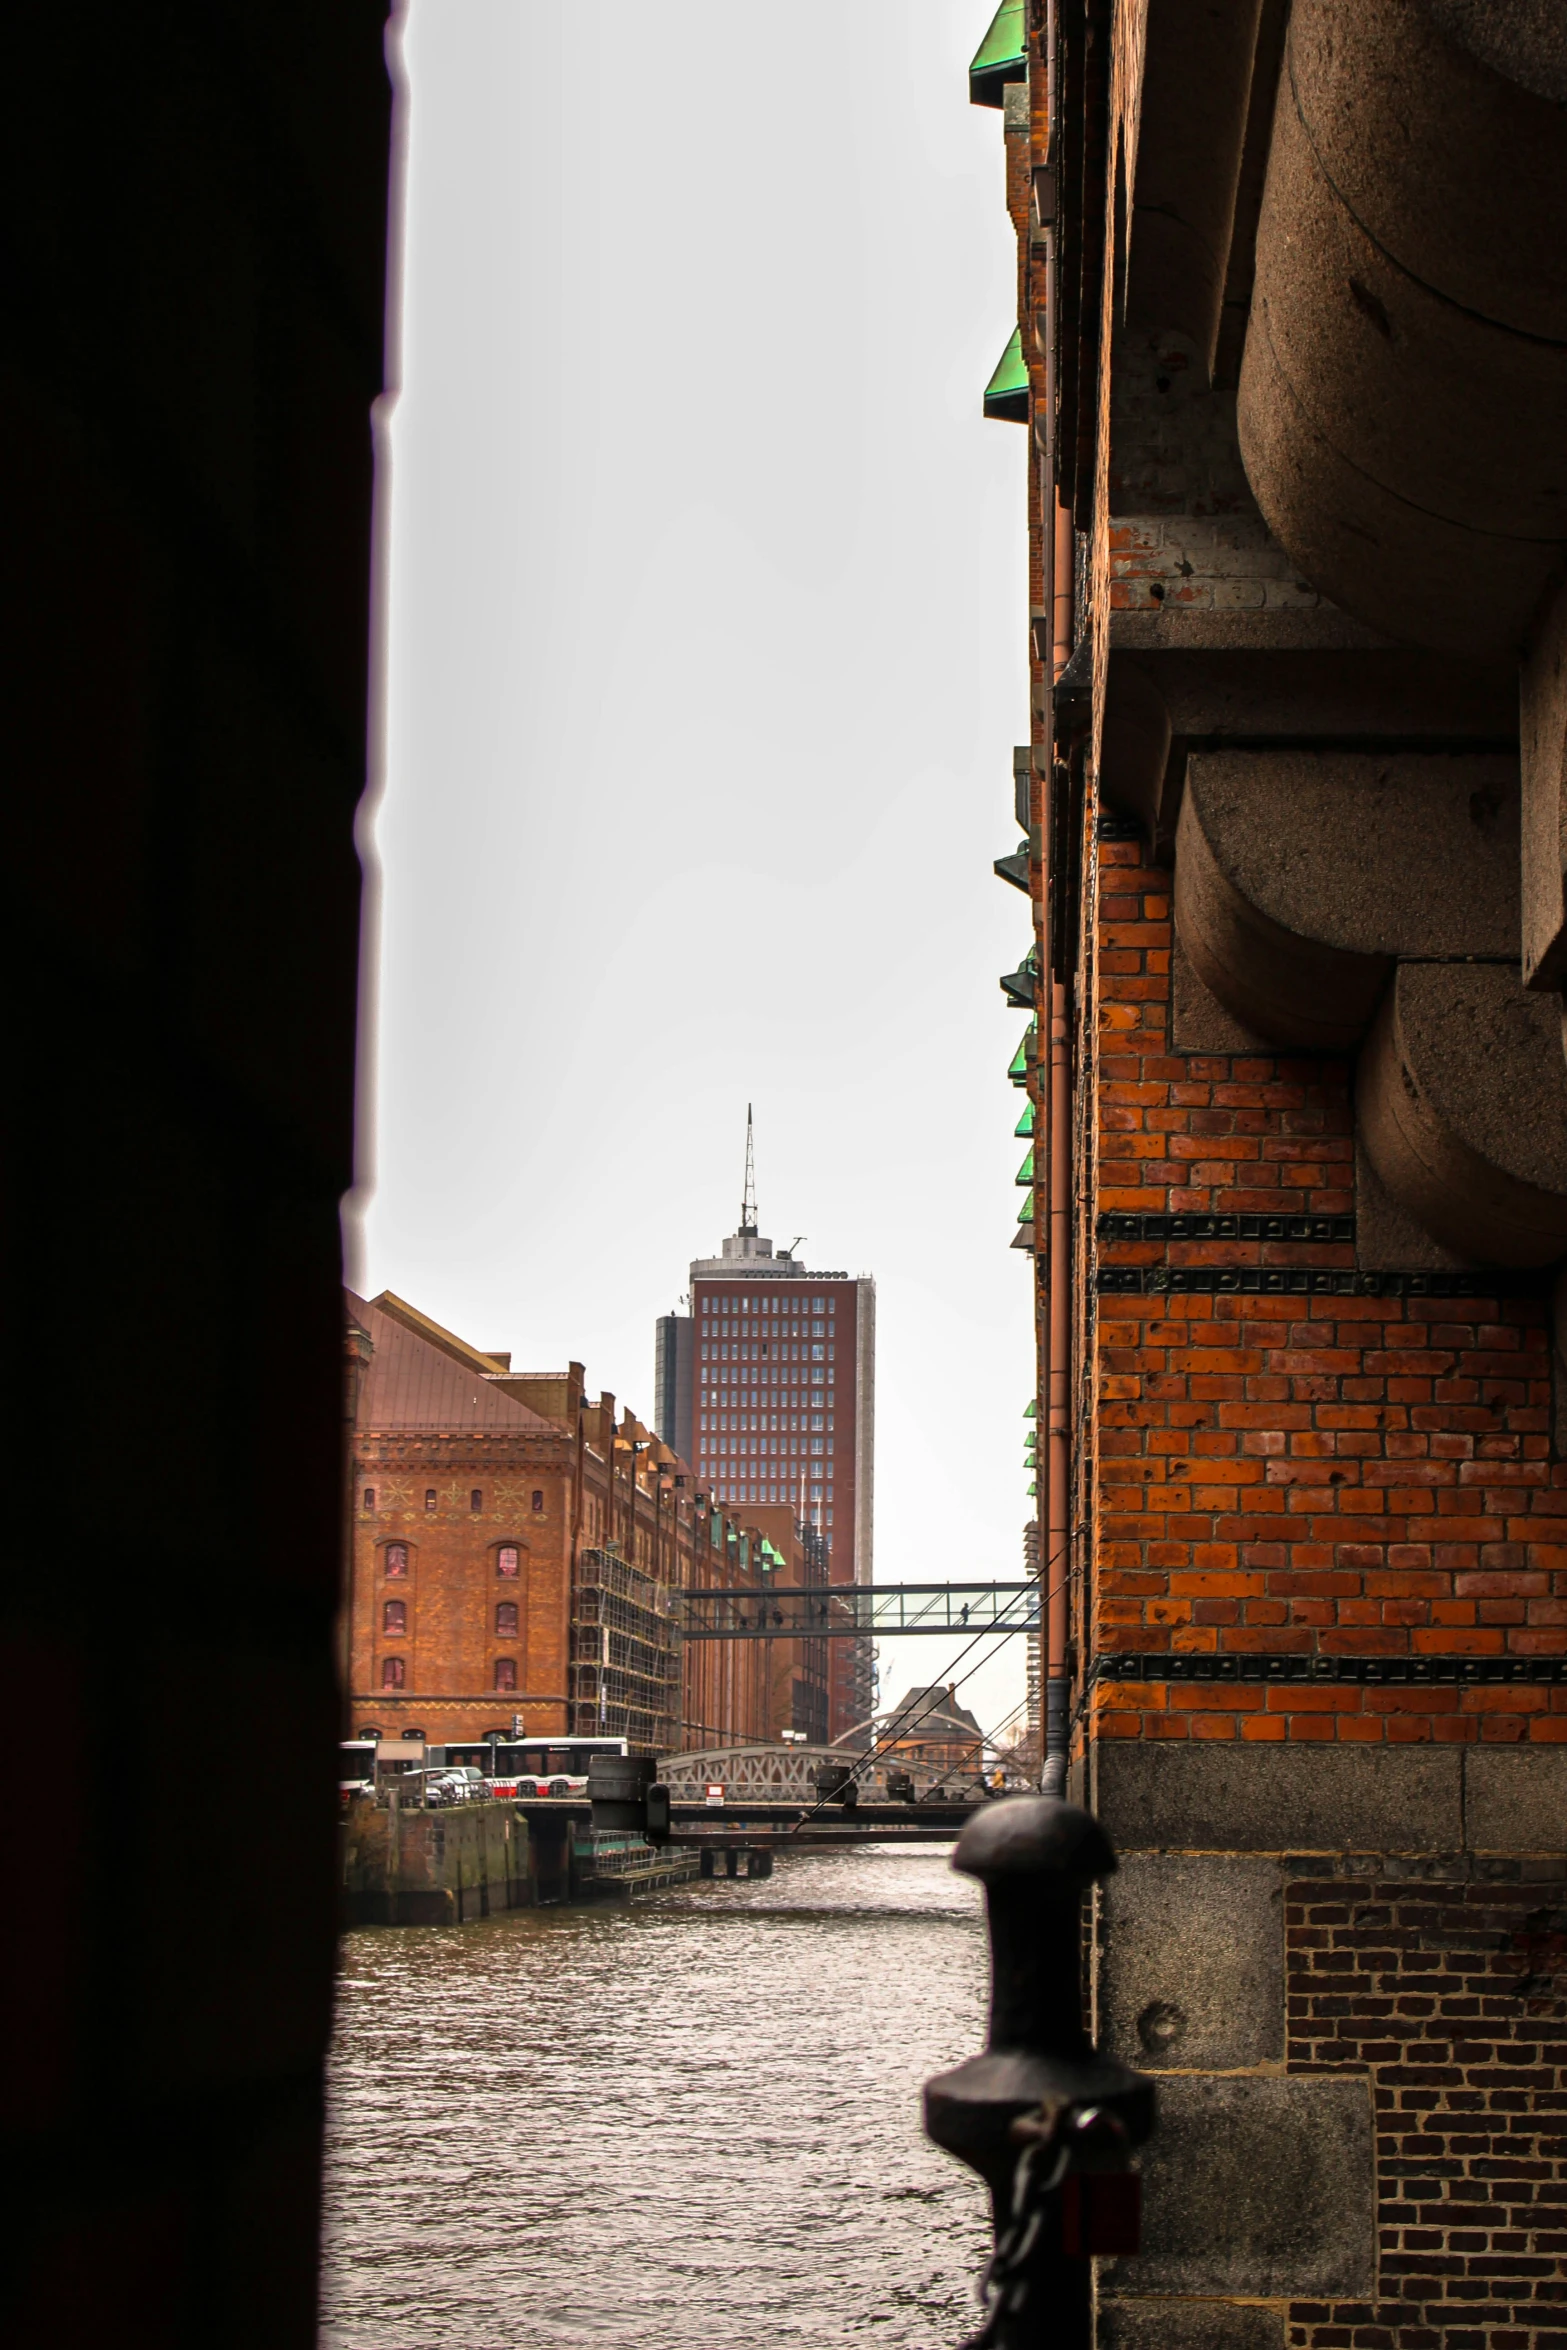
[341,1799,531,1926]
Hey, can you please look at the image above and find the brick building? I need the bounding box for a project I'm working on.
[974,0,1567,2338]
[881,1683,986,1786]
[346,1289,780,1752]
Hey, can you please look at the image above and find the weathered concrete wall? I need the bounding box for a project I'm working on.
[341,1800,530,1926]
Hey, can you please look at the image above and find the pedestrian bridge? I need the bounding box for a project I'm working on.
[656,1743,965,1802]
[675,1582,1038,1638]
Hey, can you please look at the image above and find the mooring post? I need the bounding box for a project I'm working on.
[924,1799,1154,2350]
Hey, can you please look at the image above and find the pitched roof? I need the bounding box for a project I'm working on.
[887,1686,984,1739]
[347,1291,557,1435]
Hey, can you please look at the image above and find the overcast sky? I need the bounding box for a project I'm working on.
[359,0,1033,1736]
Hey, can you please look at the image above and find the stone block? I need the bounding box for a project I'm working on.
[1100,2075,1375,2299]
[1464,1745,1567,1854]
[1091,1739,1463,1855]
[1099,1856,1283,2068]
[1099,2297,1285,2350]
[1173,746,1519,1048]
[1355,1133,1474,1270]
[1171,934,1271,1054]
[1357,961,1567,1267]
[1522,574,1567,990]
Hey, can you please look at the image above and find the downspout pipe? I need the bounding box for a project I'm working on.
[1039,0,1074,1803]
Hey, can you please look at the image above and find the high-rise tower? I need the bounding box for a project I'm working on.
[654,1114,875,1741]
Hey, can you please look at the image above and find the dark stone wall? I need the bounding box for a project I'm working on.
[0,11,391,2342]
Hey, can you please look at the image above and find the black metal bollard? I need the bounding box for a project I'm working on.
[924,1799,1155,2350]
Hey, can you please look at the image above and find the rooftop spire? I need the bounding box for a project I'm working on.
[740,1103,758,1237]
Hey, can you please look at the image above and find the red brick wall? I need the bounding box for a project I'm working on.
[1083,837,1567,1749]
[1285,1860,1567,2349]
[349,1438,574,1739]
[350,1431,776,1750]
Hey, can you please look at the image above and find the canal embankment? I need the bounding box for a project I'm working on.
[341,1797,697,1924]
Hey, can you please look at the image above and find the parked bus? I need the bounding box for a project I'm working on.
[429,1735,631,1799]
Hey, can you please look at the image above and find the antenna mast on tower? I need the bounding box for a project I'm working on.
[740,1103,758,1236]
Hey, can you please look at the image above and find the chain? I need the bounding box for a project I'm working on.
[955,2109,1072,2350]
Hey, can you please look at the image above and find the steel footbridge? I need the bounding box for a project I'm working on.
[676,1582,1038,1638]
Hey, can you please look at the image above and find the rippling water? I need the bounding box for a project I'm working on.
[322,1845,991,2349]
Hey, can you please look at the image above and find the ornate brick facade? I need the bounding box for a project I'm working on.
[347,1289,796,1752]
[975,0,1567,2331]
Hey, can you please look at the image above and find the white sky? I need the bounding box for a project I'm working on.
[358,0,1034,1737]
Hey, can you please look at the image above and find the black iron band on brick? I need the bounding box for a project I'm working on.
[1089,1652,1567,1688]
[1096,1212,1355,1244]
[1094,1264,1543,1298]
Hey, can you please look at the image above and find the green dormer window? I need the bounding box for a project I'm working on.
[984,326,1029,423]
[970,0,1027,108]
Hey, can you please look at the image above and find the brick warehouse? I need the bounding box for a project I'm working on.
[974,2,1567,2342]
[346,1290,784,1752]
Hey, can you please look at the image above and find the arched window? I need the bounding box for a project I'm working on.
[494,1657,517,1691]
[424,1489,437,1512]
[357,1726,381,1741]
[383,1600,406,1635]
[495,1601,518,1637]
[384,1543,408,1578]
[363,1487,376,1511]
[531,1489,544,1512]
[470,1488,483,1511]
[381,1657,405,1690]
[497,1545,519,1578]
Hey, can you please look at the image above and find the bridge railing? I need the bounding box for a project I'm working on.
[655,1743,965,1800]
[675,1583,1040,1639]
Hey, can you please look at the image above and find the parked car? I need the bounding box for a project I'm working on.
[427,1767,489,1806]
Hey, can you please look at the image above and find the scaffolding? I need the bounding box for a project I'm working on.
[569,1546,681,1755]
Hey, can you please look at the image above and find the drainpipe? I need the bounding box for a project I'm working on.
[1039,0,1074,1803]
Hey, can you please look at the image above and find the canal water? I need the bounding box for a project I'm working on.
[322,1845,991,2348]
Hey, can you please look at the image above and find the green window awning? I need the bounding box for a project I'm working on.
[984,325,1029,423]
[1026,1479,1037,1497]
[1008,1019,1035,1087]
[1016,1149,1035,1186]
[1017,1196,1035,1224]
[970,0,1026,107]
[1015,1101,1034,1138]
[1023,1399,1036,1419]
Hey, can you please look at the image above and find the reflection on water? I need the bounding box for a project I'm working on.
[322,1845,990,2348]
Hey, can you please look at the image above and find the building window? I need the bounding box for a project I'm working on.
[496,1601,518,1636]
[470,1488,483,1511]
[384,1542,409,1578]
[494,1658,517,1691]
[498,1545,520,1578]
[424,1489,437,1512]
[381,1657,405,1691]
[363,1487,375,1511]
[531,1489,544,1512]
[383,1600,406,1635]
